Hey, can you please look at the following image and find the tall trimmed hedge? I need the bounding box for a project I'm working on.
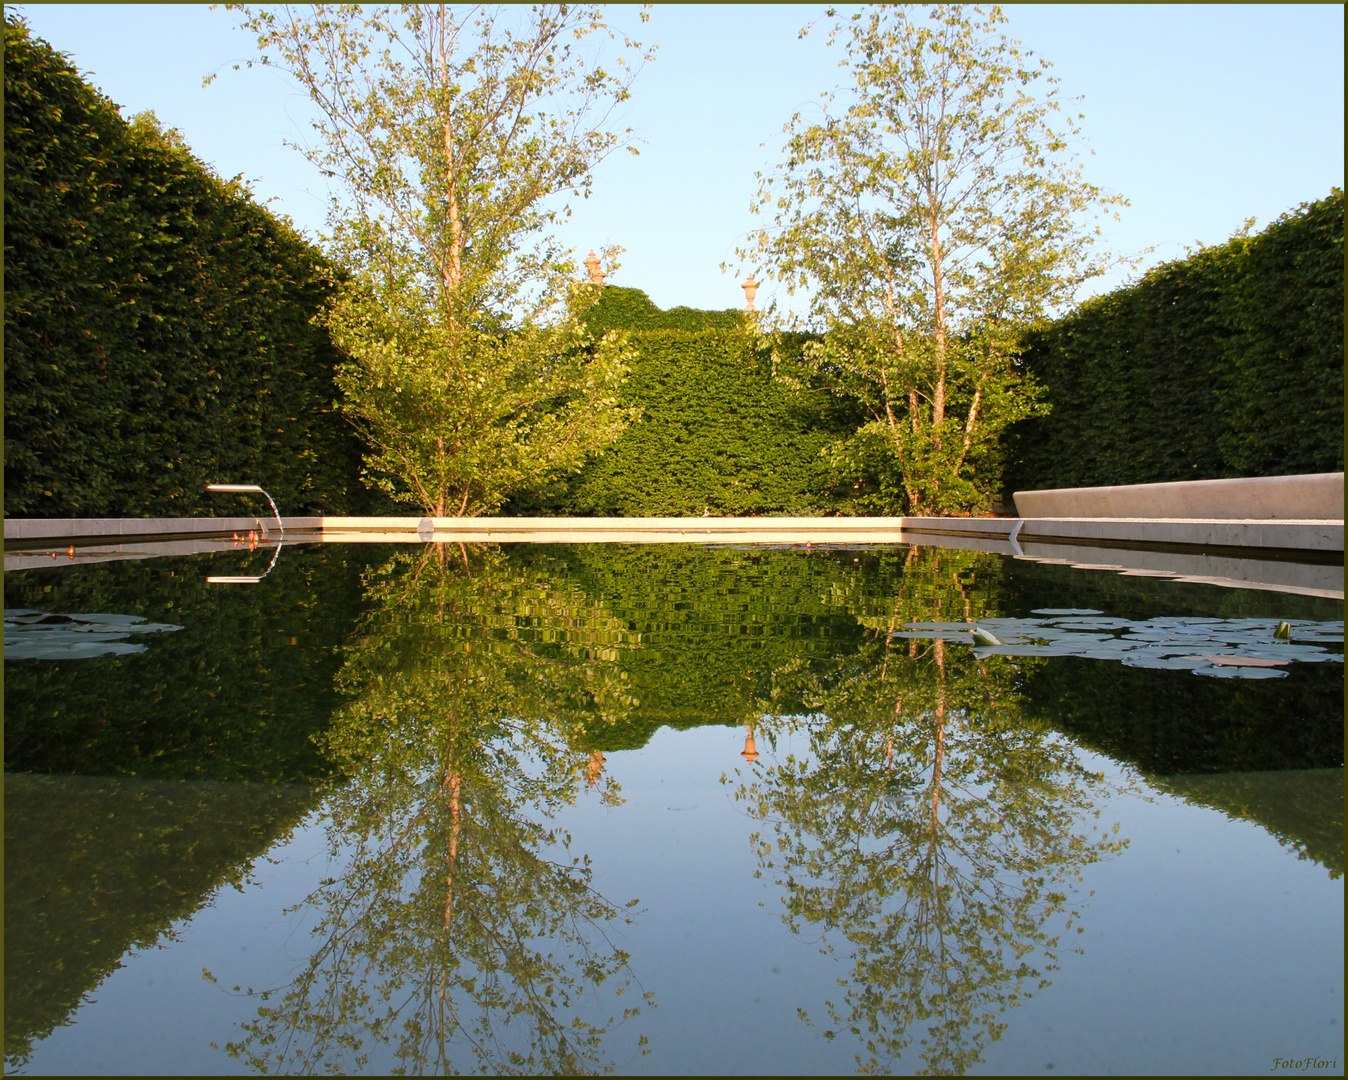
[506,287,856,516]
[4,16,364,519]
[1007,191,1344,491]
[580,284,746,336]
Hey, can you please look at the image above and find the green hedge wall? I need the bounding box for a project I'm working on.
[506,288,855,516]
[580,284,746,336]
[1007,191,1344,491]
[4,16,365,519]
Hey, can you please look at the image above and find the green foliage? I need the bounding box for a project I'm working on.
[225,4,648,516]
[744,5,1119,515]
[778,328,1047,515]
[1007,191,1345,490]
[725,546,1128,1074]
[3,16,365,518]
[506,288,860,516]
[581,284,746,336]
[7,540,1341,1069]
[566,329,850,516]
[330,284,638,515]
[557,544,879,743]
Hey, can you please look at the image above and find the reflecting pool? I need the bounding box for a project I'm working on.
[4,541,1344,1075]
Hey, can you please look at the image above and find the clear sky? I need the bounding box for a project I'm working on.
[11,3,1345,315]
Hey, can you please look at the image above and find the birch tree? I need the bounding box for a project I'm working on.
[220,4,649,514]
[743,4,1124,514]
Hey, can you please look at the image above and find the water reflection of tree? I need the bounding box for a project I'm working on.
[216,545,652,1075]
[735,546,1128,1075]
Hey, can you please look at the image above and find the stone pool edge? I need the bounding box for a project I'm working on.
[6,516,1343,598]
[4,514,1343,553]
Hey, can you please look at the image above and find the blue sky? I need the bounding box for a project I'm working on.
[12,3,1344,314]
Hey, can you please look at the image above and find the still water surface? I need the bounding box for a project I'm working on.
[5,542,1343,1075]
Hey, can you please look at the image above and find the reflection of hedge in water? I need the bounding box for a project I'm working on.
[1148,769,1343,879]
[555,544,1010,749]
[1016,658,1342,775]
[3,773,320,1071]
[329,544,1009,754]
[998,556,1342,625]
[3,544,370,781]
[994,559,1344,775]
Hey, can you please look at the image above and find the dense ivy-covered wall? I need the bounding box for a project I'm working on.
[1006,191,1344,491]
[4,16,364,519]
[507,287,857,516]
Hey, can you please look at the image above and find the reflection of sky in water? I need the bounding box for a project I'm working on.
[12,728,1341,1076]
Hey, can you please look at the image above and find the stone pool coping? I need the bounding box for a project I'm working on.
[5,514,1343,599]
[4,513,1343,553]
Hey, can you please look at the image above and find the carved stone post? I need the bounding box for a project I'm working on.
[584,250,606,285]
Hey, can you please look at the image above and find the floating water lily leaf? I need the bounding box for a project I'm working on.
[1043,617,1136,630]
[4,608,183,661]
[1186,655,1289,668]
[896,612,1342,680]
[888,631,974,641]
[3,640,149,660]
[1030,608,1103,616]
[972,642,1113,658]
[1198,665,1287,679]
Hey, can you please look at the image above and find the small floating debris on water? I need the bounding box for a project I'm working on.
[4,608,183,660]
[889,613,1344,680]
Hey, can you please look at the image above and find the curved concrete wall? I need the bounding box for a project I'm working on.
[1013,472,1344,521]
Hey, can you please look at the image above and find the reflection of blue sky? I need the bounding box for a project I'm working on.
[12,4,1343,315]
[17,726,1342,1076]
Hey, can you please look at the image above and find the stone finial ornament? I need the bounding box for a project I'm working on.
[741,273,759,312]
[584,249,606,285]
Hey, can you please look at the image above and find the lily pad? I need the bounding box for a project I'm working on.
[4,640,148,660]
[1196,665,1287,680]
[4,609,183,661]
[889,631,974,641]
[1043,617,1136,630]
[894,611,1342,681]
[1185,655,1289,668]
